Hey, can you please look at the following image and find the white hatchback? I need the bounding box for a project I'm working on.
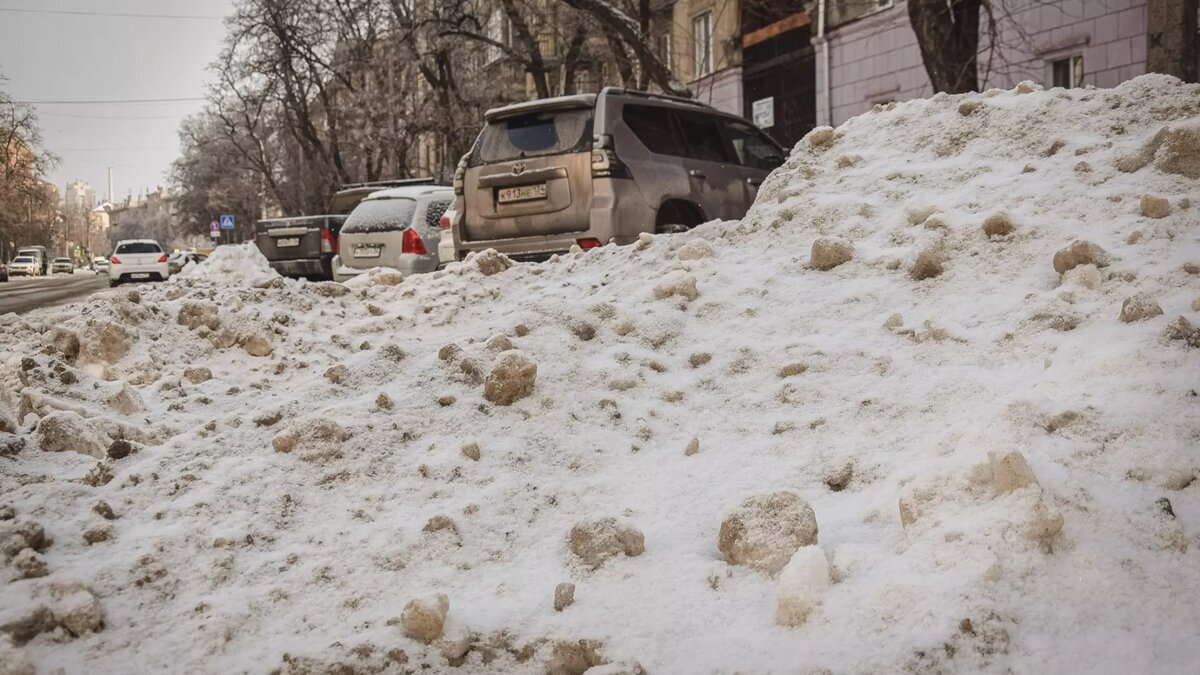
[109,239,169,287]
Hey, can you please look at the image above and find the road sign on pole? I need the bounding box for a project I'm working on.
[210,231,220,239]
[209,220,220,232]
[219,214,235,230]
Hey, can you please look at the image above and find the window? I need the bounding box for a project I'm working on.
[1050,55,1084,89]
[721,120,785,170]
[692,12,713,77]
[676,111,731,163]
[623,104,688,156]
[343,198,418,234]
[115,242,162,254]
[471,108,594,165]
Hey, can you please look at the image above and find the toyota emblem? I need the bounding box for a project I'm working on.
[511,162,526,175]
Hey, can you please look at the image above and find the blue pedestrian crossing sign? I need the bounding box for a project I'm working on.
[220,214,235,230]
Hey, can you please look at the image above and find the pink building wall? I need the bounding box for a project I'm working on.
[822,0,1149,126]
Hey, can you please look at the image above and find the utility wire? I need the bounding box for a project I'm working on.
[16,97,205,105]
[0,7,223,20]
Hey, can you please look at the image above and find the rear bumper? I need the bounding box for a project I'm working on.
[268,257,330,279]
[332,254,437,282]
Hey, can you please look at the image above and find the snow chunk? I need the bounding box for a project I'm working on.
[483,352,537,406]
[36,411,108,458]
[182,243,278,286]
[718,491,819,575]
[472,249,513,276]
[776,546,831,627]
[400,593,448,644]
[653,270,698,301]
[1053,240,1110,274]
[1139,195,1170,219]
[988,450,1040,495]
[676,238,714,261]
[810,237,853,270]
[1120,294,1164,323]
[569,518,645,569]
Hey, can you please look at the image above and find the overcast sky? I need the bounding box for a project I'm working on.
[0,0,234,204]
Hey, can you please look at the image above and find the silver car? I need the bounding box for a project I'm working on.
[7,256,38,277]
[52,257,74,274]
[332,186,453,282]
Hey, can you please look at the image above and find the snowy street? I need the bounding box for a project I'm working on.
[0,275,110,316]
[2,75,1200,674]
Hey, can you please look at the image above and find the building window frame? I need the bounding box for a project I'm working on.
[1048,54,1085,89]
[692,11,713,78]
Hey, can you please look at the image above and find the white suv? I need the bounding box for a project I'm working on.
[109,239,169,287]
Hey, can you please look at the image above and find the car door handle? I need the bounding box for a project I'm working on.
[746,177,763,187]
[688,170,707,179]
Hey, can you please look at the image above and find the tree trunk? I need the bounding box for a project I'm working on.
[500,0,552,99]
[1147,0,1199,82]
[907,0,982,94]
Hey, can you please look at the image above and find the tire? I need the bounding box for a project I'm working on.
[108,279,120,288]
[655,223,690,235]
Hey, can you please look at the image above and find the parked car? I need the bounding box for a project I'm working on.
[52,257,74,274]
[437,207,457,267]
[452,87,784,261]
[91,256,109,274]
[167,251,207,274]
[7,256,39,277]
[329,178,436,214]
[332,186,453,282]
[254,215,347,280]
[15,246,49,275]
[108,239,169,286]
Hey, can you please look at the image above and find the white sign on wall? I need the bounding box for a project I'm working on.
[752,97,775,129]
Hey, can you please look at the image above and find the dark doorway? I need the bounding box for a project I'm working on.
[742,13,817,149]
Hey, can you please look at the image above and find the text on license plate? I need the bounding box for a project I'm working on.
[276,237,300,248]
[354,246,382,258]
[131,273,150,279]
[497,183,547,204]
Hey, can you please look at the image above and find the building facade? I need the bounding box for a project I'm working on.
[671,0,744,115]
[63,180,95,211]
[819,0,1157,126]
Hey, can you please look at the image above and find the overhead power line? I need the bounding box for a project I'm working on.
[17,97,205,105]
[0,7,223,20]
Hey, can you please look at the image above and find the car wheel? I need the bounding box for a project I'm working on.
[655,223,690,234]
[108,279,120,288]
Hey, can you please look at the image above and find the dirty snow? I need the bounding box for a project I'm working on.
[2,75,1199,674]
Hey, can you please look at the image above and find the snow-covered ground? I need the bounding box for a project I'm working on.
[2,75,1199,674]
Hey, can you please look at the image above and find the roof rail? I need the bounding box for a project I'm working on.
[337,177,434,191]
[599,86,709,108]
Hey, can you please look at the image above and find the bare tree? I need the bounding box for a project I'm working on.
[0,76,57,259]
[907,0,983,94]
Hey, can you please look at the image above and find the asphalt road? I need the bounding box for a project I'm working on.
[0,273,111,315]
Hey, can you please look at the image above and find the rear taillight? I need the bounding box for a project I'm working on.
[110,256,121,264]
[453,154,468,196]
[591,134,629,179]
[402,228,427,255]
[438,214,452,230]
[158,255,168,263]
[321,228,337,255]
[578,238,602,250]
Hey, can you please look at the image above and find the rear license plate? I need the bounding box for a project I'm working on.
[354,246,382,259]
[276,237,300,248]
[131,273,150,280]
[497,183,547,204]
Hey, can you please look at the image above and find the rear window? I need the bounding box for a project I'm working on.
[471,108,593,165]
[116,242,162,254]
[342,198,418,234]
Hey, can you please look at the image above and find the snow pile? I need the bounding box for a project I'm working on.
[179,242,279,287]
[1,75,1199,673]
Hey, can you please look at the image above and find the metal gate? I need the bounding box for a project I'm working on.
[742,21,817,149]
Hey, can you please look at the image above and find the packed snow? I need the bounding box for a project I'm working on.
[2,75,1199,674]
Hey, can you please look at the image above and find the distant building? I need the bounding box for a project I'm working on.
[670,0,744,115]
[64,180,96,211]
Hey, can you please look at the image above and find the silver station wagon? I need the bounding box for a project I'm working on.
[332,185,454,282]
